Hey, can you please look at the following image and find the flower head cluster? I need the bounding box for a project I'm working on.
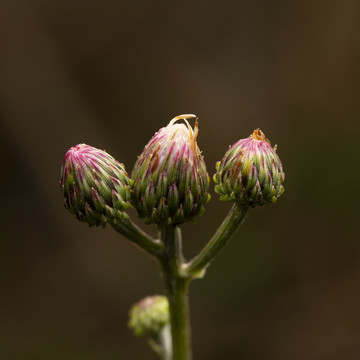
[213,129,285,206]
[60,144,132,226]
[131,115,210,226]
[128,295,169,337]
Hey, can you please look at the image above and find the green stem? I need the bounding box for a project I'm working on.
[148,323,172,360]
[159,324,173,360]
[110,213,163,257]
[159,225,192,360]
[185,204,248,276]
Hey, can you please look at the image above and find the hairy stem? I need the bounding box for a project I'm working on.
[185,204,248,276]
[159,225,192,360]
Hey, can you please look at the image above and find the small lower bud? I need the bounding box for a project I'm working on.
[128,295,169,337]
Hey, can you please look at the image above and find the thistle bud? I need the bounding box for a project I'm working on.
[60,144,132,227]
[213,129,285,206]
[131,115,210,226]
[128,295,169,337]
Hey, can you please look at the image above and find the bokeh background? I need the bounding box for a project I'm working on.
[1,1,359,359]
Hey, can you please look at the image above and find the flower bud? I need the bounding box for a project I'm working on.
[128,295,169,337]
[131,115,210,226]
[60,144,132,227]
[213,129,285,206]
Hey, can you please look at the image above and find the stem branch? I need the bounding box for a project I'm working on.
[110,214,163,257]
[185,204,248,276]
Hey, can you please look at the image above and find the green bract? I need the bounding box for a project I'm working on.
[213,129,285,206]
[60,144,132,227]
[128,295,170,337]
[131,115,210,226]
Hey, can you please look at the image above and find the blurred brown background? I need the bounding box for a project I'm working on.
[1,1,359,359]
